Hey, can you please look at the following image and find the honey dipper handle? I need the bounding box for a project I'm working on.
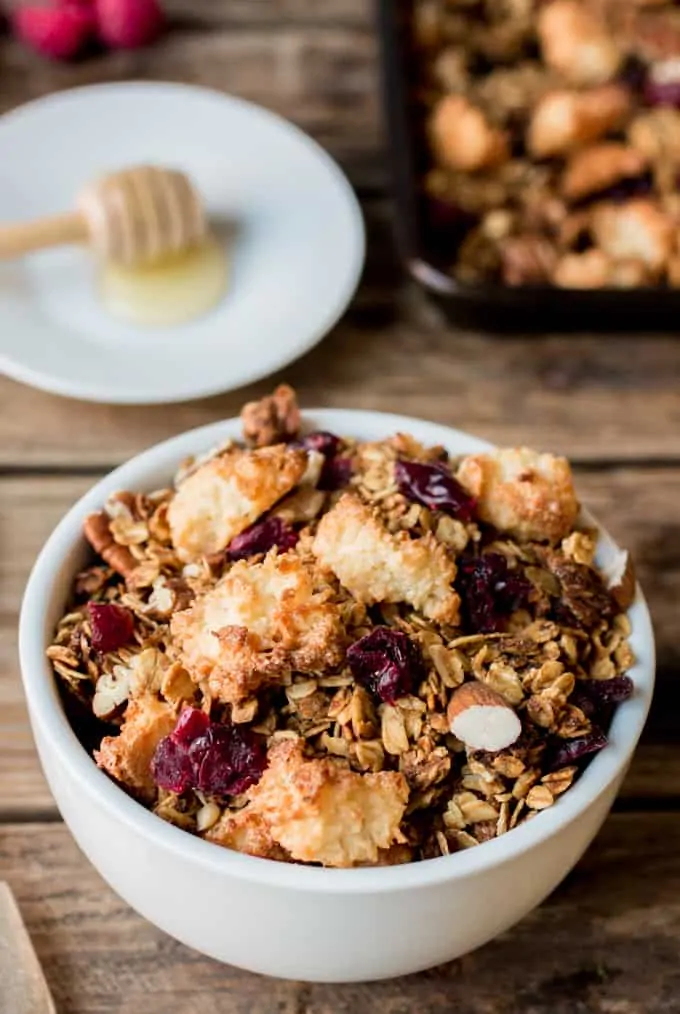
[0,210,89,259]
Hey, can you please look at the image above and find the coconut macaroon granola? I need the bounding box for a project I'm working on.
[48,386,637,868]
[414,0,680,288]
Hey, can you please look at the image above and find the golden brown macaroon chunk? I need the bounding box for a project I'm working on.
[171,551,344,704]
[168,445,308,561]
[456,447,579,544]
[528,85,630,158]
[247,739,409,867]
[312,493,460,625]
[95,693,176,801]
[538,0,621,85]
[429,95,509,172]
[205,806,291,861]
[591,199,673,275]
[552,250,650,288]
[561,143,648,202]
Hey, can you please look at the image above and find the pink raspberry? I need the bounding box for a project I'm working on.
[13,3,95,60]
[94,0,164,49]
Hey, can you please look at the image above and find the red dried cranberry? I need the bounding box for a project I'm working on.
[227,517,299,561]
[293,431,352,491]
[456,553,531,633]
[295,431,341,456]
[189,724,266,796]
[318,456,353,492]
[395,459,476,521]
[151,736,194,793]
[548,727,608,770]
[573,676,634,711]
[151,708,266,797]
[87,602,135,653]
[347,627,423,704]
[171,706,210,746]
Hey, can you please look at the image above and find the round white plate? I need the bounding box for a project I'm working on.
[0,82,365,404]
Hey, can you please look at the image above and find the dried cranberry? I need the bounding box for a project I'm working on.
[227,517,299,561]
[573,676,634,710]
[548,727,608,770]
[87,602,135,654]
[151,736,194,793]
[189,724,266,796]
[295,431,341,457]
[570,676,634,731]
[347,627,423,704]
[395,459,476,522]
[293,430,352,492]
[171,706,210,746]
[319,456,353,492]
[151,707,266,797]
[456,553,532,633]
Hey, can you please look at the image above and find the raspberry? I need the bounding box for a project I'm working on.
[13,3,95,60]
[94,0,163,49]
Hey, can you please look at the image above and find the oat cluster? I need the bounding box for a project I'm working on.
[416,0,680,287]
[48,386,636,868]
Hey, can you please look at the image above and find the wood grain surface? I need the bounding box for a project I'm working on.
[1,817,679,1014]
[1,0,679,1009]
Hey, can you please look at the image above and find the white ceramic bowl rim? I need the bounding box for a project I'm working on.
[19,410,655,894]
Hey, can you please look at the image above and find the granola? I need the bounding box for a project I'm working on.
[47,387,637,868]
[414,0,680,287]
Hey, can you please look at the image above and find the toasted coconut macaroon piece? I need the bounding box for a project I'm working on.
[590,199,674,275]
[168,445,308,561]
[528,84,631,158]
[553,250,651,288]
[205,805,291,861]
[552,249,611,288]
[456,447,579,544]
[447,681,522,752]
[312,493,460,625]
[561,143,648,202]
[171,551,344,704]
[628,107,680,164]
[537,0,622,85]
[429,95,509,172]
[247,739,409,868]
[95,693,176,802]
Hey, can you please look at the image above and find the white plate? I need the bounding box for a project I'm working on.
[0,82,365,404]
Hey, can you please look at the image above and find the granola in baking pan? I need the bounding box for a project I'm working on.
[47,387,637,867]
[414,0,680,288]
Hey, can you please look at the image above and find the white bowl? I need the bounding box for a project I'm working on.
[19,411,655,982]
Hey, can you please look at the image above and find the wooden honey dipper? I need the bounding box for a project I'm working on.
[0,165,207,266]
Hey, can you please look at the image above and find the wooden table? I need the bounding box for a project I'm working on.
[2,4,680,1011]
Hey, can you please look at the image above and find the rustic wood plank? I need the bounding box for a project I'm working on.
[0,883,56,1014]
[2,289,680,465]
[162,0,370,25]
[1,470,679,817]
[0,26,381,169]
[0,814,678,1012]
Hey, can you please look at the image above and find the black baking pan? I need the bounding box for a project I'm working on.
[377,0,680,332]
